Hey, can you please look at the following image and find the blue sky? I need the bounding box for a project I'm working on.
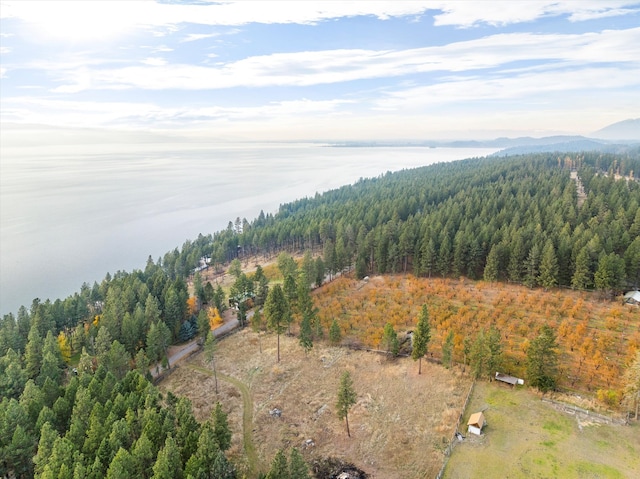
[1,1,639,141]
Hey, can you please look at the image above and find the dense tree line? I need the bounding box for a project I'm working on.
[171,152,639,294]
[0,362,235,479]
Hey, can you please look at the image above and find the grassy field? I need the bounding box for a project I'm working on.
[444,382,640,479]
[160,328,472,478]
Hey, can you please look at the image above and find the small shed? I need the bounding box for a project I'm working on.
[623,291,640,305]
[495,372,524,386]
[467,412,486,436]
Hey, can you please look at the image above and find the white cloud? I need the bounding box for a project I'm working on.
[0,47,10,54]
[45,27,640,92]
[142,57,167,66]
[181,32,221,43]
[432,1,640,27]
[6,0,634,41]
[374,66,640,110]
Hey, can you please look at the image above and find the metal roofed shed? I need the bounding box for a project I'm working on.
[495,372,524,386]
[467,412,486,436]
[623,291,640,305]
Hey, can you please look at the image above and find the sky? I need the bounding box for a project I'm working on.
[1,1,640,141]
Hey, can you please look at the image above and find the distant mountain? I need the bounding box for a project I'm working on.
[591,119,640,141]
[329,135,639,156]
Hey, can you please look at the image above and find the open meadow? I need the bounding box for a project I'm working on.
[444,381,640,478]
[160,329,472,478]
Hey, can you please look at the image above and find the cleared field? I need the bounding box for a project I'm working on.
[160,328,472,478]
[444,382,640,479]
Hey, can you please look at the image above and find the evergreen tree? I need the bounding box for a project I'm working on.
[571,246,592,290]
[526,325,559,392]
[253,265,269,306]
[483,244,500,282]
[131,432,155,479]
[107,447,136,479]
[442,331,454,368]
[336,371,357,437]
[210,450,236,479]
[289,447,310,479]
[329,319,342,345]
[264,284,290,363]
[151,436,183,479]
[411,305,431,375]
[24,324,43,379]
[266,449,289,479]
[487,326,503,380]
[382,322,399,357]
[470,330,489,380]
[524,243,541,288]
[299,313,313,355]
[538,240,559,290]
[211,402,231,452]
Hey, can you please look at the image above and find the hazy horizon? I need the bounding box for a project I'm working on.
[2,2,639,141]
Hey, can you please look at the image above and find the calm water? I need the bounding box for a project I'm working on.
[0,144,496,315]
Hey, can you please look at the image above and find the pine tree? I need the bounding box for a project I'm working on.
[411,305,431,374]
[526,325,559,392]
[289,447,310,479]
[483,244,500,282]
[571,246,592,290]
[151,436,183,479]
[538,240,559,290]
[266,449,289,479]
[107,447,136,479]
[212,402,231,452]
[329,319,342,345]
[264,284,290,363]
[442,331,454,368]
[470,330,489,380]
[487,326,503,380]
[299,313,313,355]
[382,322,399,357]
[336,371,357,437]
[210,450,236,479]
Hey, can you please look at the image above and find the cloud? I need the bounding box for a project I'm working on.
[141,57,167,66]
[45,27,640,92]
[374,66,640,110]
[181,32,221,42]
[432,1,640,27]
[0,95,350,129]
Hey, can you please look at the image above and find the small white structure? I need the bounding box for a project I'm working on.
[623,291,640,305]
[495,372,524,386]
[467,412,486,436]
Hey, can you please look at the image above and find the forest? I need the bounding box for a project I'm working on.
[1,151,639,477]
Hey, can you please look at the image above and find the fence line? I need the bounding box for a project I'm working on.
[435,380,476,479]
[541,397,628,426]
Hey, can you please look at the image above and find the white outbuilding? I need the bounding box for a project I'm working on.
[467,412,486,436]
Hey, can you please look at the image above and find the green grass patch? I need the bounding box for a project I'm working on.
[570,461,624,479]
[444,382,639,479]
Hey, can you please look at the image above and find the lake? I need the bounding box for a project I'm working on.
[0,143,497,315]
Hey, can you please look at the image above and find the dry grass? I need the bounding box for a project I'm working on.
[160,329,472,478]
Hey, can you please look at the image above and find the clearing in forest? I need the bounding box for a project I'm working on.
[160,329,472,479]
[444,381,640,478]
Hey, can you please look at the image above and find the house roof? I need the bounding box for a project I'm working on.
[467,412,485,428]
[623,291,640,302]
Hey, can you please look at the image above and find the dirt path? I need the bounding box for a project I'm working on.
[187,364,259,477]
